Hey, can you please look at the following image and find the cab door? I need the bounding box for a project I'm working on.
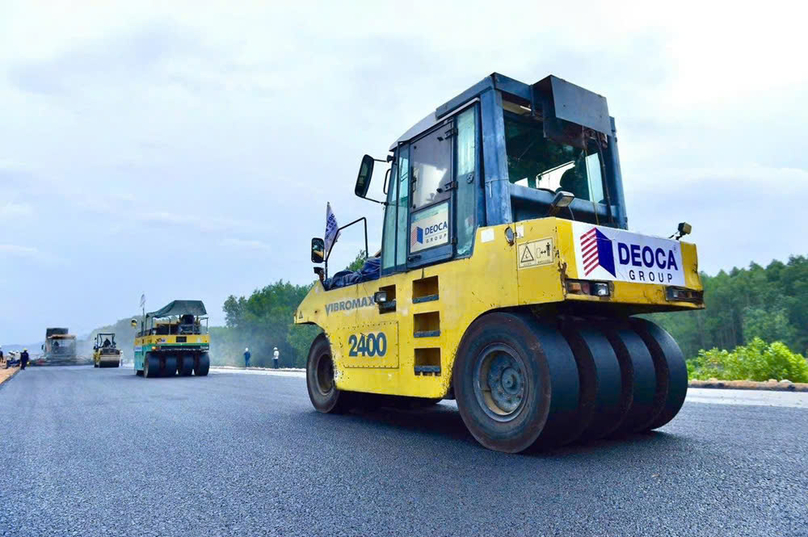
[406,120,455,269]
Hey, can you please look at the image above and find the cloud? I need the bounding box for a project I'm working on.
[0,202,33,219]
[7,20,204,97]
[220,238,272,252]
[135,211,247,233]
[0,244,38,256]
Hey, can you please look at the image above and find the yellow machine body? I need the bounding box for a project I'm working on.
[296,217,702,399]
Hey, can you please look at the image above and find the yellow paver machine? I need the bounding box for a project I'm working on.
[295,73,704,452]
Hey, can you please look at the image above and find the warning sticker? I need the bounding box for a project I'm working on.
[517,238,554,269]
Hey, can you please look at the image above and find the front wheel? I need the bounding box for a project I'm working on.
[306,334,349,413]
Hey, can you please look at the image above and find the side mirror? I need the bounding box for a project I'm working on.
[311,237,325,263]
[355,155,374,198]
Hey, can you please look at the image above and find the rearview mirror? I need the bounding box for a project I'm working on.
[355,155,374,198]
[311,237,325,263]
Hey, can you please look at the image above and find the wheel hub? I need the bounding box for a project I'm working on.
[474,345,527,421]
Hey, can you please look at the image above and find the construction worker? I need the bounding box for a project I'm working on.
[273,347,279,369]
[20,348,29,370]
[243,347,251,368]
[103,338,111,348]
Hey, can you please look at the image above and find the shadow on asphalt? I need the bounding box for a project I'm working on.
[326,403,689,457]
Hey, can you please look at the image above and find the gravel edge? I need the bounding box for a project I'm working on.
[689,379,808,392]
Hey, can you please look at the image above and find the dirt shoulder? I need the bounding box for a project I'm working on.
[689,379,808,392]
[0,366,20,386]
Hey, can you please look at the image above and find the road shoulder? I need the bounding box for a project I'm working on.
[0,366,20,386]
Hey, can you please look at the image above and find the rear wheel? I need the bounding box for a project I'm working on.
[163,355,177,377]
[177,354,194,376]
[454,312,579,453]
[306,334,349,413]
[144,354,160,378]
[631,318,687,430]
[194,353,210,377]
[561,323,625,442]
[602,324,659,434]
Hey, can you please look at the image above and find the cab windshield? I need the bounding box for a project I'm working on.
[504,114,606,205]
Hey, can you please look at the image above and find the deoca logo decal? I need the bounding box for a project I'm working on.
[410,202,450,253]
[573,222,685,286]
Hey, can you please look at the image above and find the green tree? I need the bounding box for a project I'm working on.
[345,249,367,271]
[742,307,797,347]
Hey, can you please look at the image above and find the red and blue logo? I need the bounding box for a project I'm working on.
[411,226,424,245]
[580,228,616,276]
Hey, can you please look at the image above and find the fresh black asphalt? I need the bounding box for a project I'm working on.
[0,366,806,536]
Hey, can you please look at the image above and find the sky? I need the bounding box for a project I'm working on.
[1,0,806,344]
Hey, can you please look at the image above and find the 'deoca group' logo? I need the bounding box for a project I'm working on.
[411,221,447,246]
[575,223,684,285]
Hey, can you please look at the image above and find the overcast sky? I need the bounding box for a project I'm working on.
[1,1,806,343]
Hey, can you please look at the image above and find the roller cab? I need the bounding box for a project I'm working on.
[295,73,702,452]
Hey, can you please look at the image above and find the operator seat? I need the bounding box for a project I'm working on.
[558,166,589,200]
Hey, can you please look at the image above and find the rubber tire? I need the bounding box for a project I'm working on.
[177,354,194,377]
[144,354,160,378]
[453,312,579,453]
[306,334,350,414]
[194,352,210,377]
[163,355,177,377]
[561,323,624,442]
[602,324,658,434]
[631,318,688,430]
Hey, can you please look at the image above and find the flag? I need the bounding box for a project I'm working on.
[324,202,340,258]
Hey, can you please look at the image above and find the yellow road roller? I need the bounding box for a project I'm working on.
[295,73,703,453]
[93,332,121,368]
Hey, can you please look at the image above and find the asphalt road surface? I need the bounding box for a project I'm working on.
[1,367,806,537]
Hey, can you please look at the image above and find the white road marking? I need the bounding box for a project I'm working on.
[686,388,808,409]
[210,367,305,378]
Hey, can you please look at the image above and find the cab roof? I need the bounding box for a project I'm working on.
[389,72,611,150]
[146,300,207,319]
